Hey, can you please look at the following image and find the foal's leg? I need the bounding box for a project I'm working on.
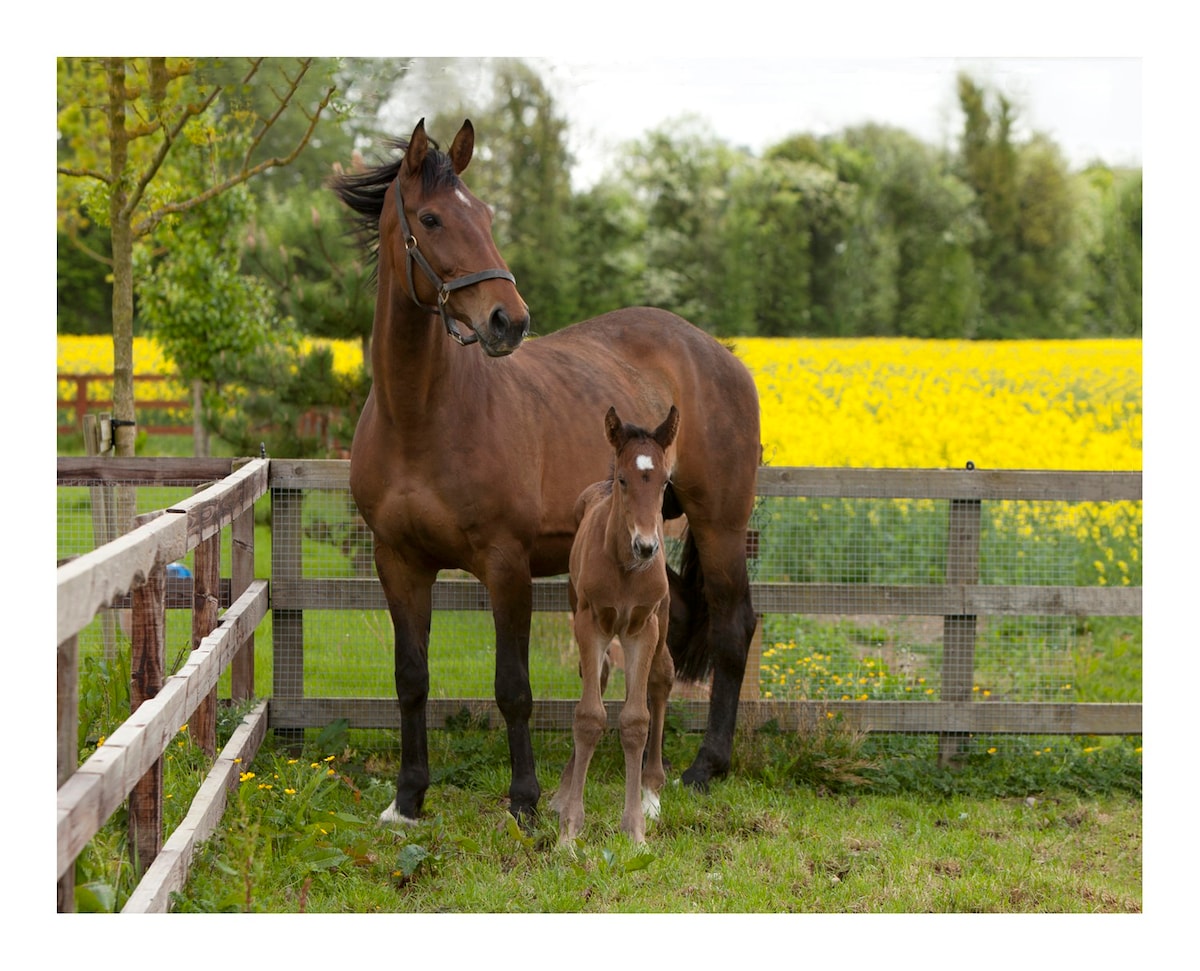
[374,545,436,825]
[618,619,658,843]
[641,605,675,822]
[553,608,608,844]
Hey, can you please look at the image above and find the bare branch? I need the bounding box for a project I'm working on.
[133,76,336,238]
[57,165,112,184]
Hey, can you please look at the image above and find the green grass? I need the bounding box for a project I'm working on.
[152,718,1140,914]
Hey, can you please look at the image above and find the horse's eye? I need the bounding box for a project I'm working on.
[617,475,627,489]
[420,213,441,230]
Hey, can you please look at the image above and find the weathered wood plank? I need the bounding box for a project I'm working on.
[167,458,269,546]
[57,456,239,485]
[56,582,268,880]
[267,458,351,491]
[122,701,269,913]
[267,696,1142,736]
[261,461,1143,502]
[756,467,1142,501]
[271,576,1142,618]
[57,511,189,645]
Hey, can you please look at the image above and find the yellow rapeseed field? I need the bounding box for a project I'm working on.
[732,337,1141,471]
[58,335,1142,473]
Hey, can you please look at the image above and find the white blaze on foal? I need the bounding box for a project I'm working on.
[636,454,655,471]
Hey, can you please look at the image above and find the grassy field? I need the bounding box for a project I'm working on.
[58,337,1143,916]
[139,714,1140,914]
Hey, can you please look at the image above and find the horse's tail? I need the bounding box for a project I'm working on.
[666,527,713,681]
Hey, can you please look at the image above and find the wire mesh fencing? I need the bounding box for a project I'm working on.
[58,461,1142,761]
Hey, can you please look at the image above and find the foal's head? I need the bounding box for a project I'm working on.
[604,405,680,567]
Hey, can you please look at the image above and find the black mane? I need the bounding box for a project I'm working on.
[328,136,461,268]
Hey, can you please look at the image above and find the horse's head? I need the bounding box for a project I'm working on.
[389,118,531,356]
[605,405,680,567]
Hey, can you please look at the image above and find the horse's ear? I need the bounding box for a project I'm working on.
[655,405,680,450]
[449,119,475,175]
[604,406,623,449]
[404,118,429,178]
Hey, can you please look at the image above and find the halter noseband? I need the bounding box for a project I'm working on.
[394,176,517,346]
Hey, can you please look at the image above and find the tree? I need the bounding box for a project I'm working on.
[56,57,336,466]
[955,73,1083,338]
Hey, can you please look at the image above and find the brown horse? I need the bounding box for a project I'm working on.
[551,406,679,844]
[331,119,760,826]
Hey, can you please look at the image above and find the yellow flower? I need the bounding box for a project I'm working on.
[239,771,256,783]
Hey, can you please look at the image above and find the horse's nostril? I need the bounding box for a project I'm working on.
[633,538,659,560]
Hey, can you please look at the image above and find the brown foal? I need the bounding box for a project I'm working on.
[552,405,680,844]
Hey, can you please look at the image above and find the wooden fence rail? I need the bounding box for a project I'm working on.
[264,460,1142,743]
[56,458,269,912]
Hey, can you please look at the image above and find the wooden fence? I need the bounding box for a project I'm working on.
[58,374,191,436]
[265,461,1142,745]
[56,457,1142,912]
[57,458,268,912]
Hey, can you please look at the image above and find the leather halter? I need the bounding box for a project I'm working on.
[394,176,516,346]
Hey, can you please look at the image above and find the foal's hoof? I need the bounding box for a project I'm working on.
[379,803,420,828]
[642,787,662,820]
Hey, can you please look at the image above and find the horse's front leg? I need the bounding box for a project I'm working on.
[551,606,607,844]
[374,544,436,825]
[487,564,540,822]
[617,618,658,843]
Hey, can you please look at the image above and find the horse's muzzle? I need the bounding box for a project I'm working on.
[632,537,660,562]
[478,305,531,357]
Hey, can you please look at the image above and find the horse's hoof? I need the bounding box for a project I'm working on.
[680,765,712,793]
[379,803,420,827]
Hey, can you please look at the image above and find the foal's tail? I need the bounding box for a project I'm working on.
[666,528,712,681]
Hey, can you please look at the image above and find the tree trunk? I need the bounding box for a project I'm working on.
[192,379,210,457]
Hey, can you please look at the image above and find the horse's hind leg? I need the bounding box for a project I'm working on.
[375,545,436,825]
[681,526,757,792]
[641,613,675,823]
[487,566,541,822]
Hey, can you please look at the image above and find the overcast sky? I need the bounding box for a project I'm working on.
[377,55,1141,190]
[530,57,1142,187]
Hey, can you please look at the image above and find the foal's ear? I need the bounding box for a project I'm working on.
[604,406,623,449]
[654,405,680,450]
[404,118,429,177]
[449,119,475,175]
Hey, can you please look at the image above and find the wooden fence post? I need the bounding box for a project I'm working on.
[57,633,78,912]
[939,496,982,767]
[230,459,257,702]
[129,526,167,876]
[83,413,120,660]
[272,485,305,743]
[190,482,220,757]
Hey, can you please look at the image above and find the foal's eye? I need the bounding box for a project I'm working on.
[617,475,627,489]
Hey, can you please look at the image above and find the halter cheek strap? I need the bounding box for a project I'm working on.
[394,177,517,346]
